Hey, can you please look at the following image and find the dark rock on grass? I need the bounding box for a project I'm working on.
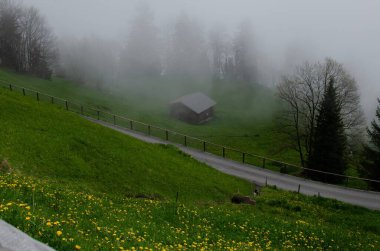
[134,193,163,200]
[231,195,256,205]
[0,159,13,173]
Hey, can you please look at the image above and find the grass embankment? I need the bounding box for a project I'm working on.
[0,68,299,170]
[1,80,380,250]
[0,88,250,202]
[0,68,367,188]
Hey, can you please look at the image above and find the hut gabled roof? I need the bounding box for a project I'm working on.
[171,92,216,114]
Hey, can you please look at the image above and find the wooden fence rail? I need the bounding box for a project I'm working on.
[2,81,380,190]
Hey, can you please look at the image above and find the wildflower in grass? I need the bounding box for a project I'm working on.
[0,173,379,250]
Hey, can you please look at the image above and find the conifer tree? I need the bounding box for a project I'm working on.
[361,99,380,190]
[306,79,347,183]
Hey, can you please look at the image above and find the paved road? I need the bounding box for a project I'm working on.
[88,117,380,210]
[0,220,55,251]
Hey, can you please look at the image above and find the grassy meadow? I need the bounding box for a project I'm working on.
[0,68,299,169]
[0,67,369,188]
[0,88,251,202]
[1,172,380,250]
[1,77,380,250]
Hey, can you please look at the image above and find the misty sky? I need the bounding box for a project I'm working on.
[27,0,380,120]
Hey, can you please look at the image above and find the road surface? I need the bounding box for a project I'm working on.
[87,117,380,210]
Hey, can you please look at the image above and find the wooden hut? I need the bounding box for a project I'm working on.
[170,92,216,124]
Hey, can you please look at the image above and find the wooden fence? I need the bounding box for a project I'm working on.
[2,81,380,191]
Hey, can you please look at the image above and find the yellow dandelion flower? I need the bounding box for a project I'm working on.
[25,217,31,221]
[74,245,81,250]
[56,230,63,237]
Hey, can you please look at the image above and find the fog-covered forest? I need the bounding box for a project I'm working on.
[1,0,378,120]
[55,5,265,87]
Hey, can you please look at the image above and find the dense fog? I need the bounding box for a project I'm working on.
[25,0,380,120]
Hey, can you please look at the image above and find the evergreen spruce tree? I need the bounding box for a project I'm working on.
[361,99,380,190]
[306,79,347,183]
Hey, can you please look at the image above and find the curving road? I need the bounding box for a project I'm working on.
[88,117,380,210]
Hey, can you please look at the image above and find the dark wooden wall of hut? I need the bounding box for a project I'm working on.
[170,103,214,124]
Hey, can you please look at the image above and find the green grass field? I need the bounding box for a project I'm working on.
[0,67,369,188]
[1,78,380,250]
[0,88,251,202]
[2,173,380,250]
[0,68,299,169]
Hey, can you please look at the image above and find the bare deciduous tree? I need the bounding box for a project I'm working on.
[277,58,364,166]
[19,6,56,78]
[0,0,56,78]
[0,0,22,69]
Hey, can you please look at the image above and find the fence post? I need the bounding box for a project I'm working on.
[97,110,100,120]
[242,153,245,163]
[113,115,116,125]
[165,130,169,141]
[223,147,225,158]
[130,121,133,130]
[65,100,68,110]
[9,84,12,91]
[22,88,25,96]
[298,184,301,193]
[203,142,206,152]
[36,92,39,101]
[263,158,266,168]
[148,125,151,135]
[184,136,187,146]
[265,177,268,186]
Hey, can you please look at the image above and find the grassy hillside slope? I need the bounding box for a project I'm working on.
[0,88,251,202]
[1,86,380,250]
[0,68,299,167]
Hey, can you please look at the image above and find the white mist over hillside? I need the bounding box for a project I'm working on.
[27,0,380,120]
